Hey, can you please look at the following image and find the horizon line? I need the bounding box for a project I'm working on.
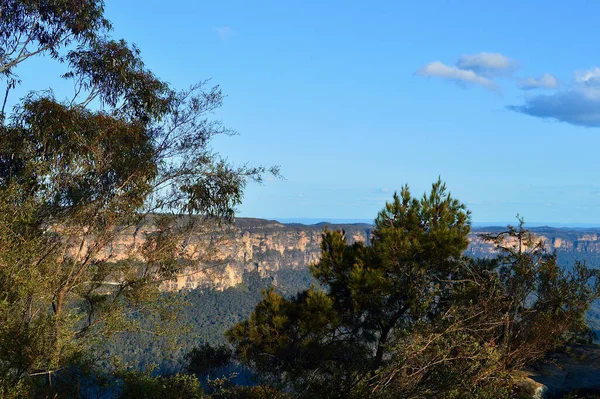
[253,217,600,228]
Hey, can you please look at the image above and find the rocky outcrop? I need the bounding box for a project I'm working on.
[161,220,371,291]
[515,345,600,398]
[98,219,600,292]
[468,226,600,258]
[97,218,371,291]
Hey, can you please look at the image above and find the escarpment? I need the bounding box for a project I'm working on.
[95,218,371,291]
[97,219,600,291]
[161,220,372,291]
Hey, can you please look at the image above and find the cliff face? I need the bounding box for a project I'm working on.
[167,223,600,291]
[468,226,600,258]
[159,219,371,291]
[100,219,600,292]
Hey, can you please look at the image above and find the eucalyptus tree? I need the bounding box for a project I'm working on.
[0,1,276,395]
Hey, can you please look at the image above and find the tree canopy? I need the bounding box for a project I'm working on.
[0,1,276,396]
[227,180,600,398]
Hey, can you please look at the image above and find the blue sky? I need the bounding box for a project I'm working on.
[13,0,600,224]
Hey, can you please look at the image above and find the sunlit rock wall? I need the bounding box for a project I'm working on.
[98,219,600,292]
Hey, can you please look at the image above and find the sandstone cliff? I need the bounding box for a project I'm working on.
[97,218,371,291]
[468,226,600,258]
[161,219,372,291]
[99,219,600,292]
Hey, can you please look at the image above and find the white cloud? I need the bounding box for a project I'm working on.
[510,66,600,127]
[518,74,558,90]
[415,52,517,90]
[416,61,495,90]
[456,52,517,76]
[575,67,600,85]
[508,90,600,127]
[214,26,233,41]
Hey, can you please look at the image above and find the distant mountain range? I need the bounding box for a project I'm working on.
[272,218,600,228]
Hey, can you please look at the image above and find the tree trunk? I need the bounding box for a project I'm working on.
[372,325,391,373]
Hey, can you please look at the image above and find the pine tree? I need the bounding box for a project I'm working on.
[227,181,600,398]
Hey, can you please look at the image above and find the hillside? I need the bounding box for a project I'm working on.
[104,220,600,376]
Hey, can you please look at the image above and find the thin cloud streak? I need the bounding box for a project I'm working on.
[416,61,496,90]
[518,74,558,90]
[456,52,517,76]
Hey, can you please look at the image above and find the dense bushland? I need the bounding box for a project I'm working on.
[227,181,600,398]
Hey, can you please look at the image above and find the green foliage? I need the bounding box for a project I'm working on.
[187,344,232,378]
[0,1,276,395]
[0,0,110,84]
[228,181,600,398]
[463,222,600,367]
[117,371,204,399]
[227,179,471,396]
[205,377,288,399]
[99,269,311,376]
